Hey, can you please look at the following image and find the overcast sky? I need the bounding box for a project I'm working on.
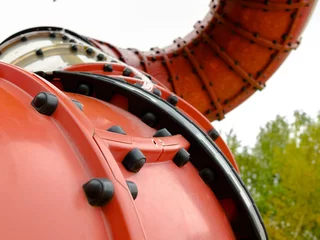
[1,0,319,146]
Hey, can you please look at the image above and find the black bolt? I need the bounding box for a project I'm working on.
[107,125,126,135]
[123,68,132,77]
[141,112,157,127]
[199,168,215,184]
[83,178,114,206]
[97,54,105,61]
[103,64,113,72]
[153,128,172,137]
[35,49,43,57]
[77,84,90,96]
[122,148,146,173]
[153,88,162,97]
[31,92,58,116]
[173,148,190,167]
[21,36,27,42]
[69,39,76,43]
[282,34,288,41]
[86,48,94,55]
[70,44,78,52]
[208,128,219,141]
[33,92,47,108]
[71,99,83,111]
[62,35,68,41]
[167,95,178,106]
[126,180,138,200]
[49,32,56,38]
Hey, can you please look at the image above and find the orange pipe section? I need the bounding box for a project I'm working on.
[89,0,317,121]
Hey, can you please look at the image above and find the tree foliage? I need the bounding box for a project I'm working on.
[226,111,320,239]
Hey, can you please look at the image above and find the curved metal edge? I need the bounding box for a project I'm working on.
[0,26,93,46]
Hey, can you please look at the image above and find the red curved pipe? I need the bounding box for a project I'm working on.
[89,0,317,121]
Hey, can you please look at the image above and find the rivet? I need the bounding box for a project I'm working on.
[123,68,132,77]
[62,35,68,41]
[126,181,138,200]
[208,128,219,141]
[83,178,114,206]
[86,48,93,55]
[141,112,157,127]
[49,32,56,38]
[31,92,58,116]
[71,99,83,111]
[282,34,288,41]
[257,71,262,77]
[77,84,90,96]
[97,54,105,61]
[173,148,190,167]
[167,95,178,106]
[69,39,76,43]
[122,148,146,173]
[153,88,162,97]
[153,128,172,137]
[35,49,43,57]
[199,168,215,184]
[103,64,113,72]
[21,36,27,42]
[107,125,126,135]
[70,44,78,52]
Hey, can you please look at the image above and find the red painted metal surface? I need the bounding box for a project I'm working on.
[0,62,235,239]
[0,0,317,239]
[89,0,317,121]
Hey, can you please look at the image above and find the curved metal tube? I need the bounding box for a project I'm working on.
[88,0,318,121]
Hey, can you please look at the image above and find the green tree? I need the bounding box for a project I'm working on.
[226,111,320,239]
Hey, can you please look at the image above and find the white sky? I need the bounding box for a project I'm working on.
[1,0,319,146]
